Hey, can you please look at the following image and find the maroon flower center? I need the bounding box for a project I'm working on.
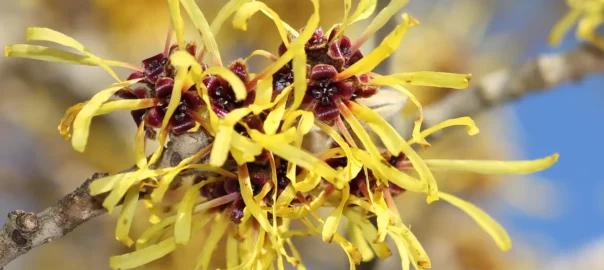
[118,43,205,137]
[206,61,255,118]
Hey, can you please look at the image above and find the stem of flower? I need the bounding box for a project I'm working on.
[336,105,359,148]
[163,29,174,57]
[193,192,239,214]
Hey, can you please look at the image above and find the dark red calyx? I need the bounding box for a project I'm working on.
[302,65,356,123]
[272,66,294,94]
[248,164,271,186]
[206,61,253,118]
[230,196,246,223]
[201,182,228,200]
[142,53,168,83]
[276,159,290,189]
[229,60,249,83]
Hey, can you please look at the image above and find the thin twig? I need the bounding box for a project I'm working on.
[420,44,604,137]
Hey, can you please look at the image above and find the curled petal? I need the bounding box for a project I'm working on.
[576,15,604,49]
[438,192,512,251]
[345,103,438,203]
[204,67,247,101]
[337,13,416,80]
[549,8,583,46]
[334,0,378,39]
[368,76,428,147]
[134,122,147,169]
[345,209,392,260]
[233,1,291,46]
[174,178,222,245]
[110,214,211,269]
[252,78,273,108]
[5,44,136,70]
[245,0,318,89]
[210,0,249,35]
[385,72,472,89]
[194,213,230,270]
[180,0,223,66]
[249,129,339,184]
[136,216,176,249]
[351,149,424,193]
[315,120,362,186]
[291,45,308,112]
[422,153,559,175]
[209,108,251,167]
[168,0,185,49]
[388,224,430,269]
[25,27,125,81]
[226,227,239,268]
[349,223,375,262]
[238,166,274,234]
[71,79,141,152]
[264,96,287,135]
[89,168,169,196]
[407,116,479,145]
[95,99,159,116]
[115,183,142,247]
[58,102,85,139]
[322,184,350,243]
[352,0,409,52]
[110,237,177,270]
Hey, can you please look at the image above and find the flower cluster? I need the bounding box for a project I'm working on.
[5,0,559,269]
[550,0,604,49]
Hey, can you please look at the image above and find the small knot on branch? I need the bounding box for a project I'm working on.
[16,212,38,233]
[6,210,39,247]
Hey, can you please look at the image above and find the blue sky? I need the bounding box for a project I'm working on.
[505,41,604,255]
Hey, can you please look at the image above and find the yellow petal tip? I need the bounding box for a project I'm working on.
[4,46,11,57]
[426,195,439,204]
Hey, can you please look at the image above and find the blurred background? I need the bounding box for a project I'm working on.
[0,0,602,269]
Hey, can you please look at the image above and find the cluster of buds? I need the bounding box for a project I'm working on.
[5,0,559,269]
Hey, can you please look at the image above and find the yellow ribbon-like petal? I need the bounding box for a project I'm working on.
[110,237,177,269]
[338,13,415,80]
[115,183,141,247]
[71,79,141,152]
[238,165,274,234]
[384,72,472,89]
[194,213,230,270]
[407,116,479,145]
[249,129,339,183]
[345,102,438,203]
[550,8,583,46]
[367,76,429,147]
[174,178,222,245]
[4,44,136,71]
[333,0,377,40]
[345,209,392,260]
[168,0,185,50]
[322,184,350,243]
[422,153,559,175]
[352,0,409,52]
[438,192,512,251]
[210,108,251,167]
[233,1,291,46]
[180,0,223,66]
[25,27,124,81]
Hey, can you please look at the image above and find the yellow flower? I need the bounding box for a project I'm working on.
[4,0,559,269]
[550,0,604,49]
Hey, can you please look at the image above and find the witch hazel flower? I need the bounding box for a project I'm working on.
[4,0,559,269]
